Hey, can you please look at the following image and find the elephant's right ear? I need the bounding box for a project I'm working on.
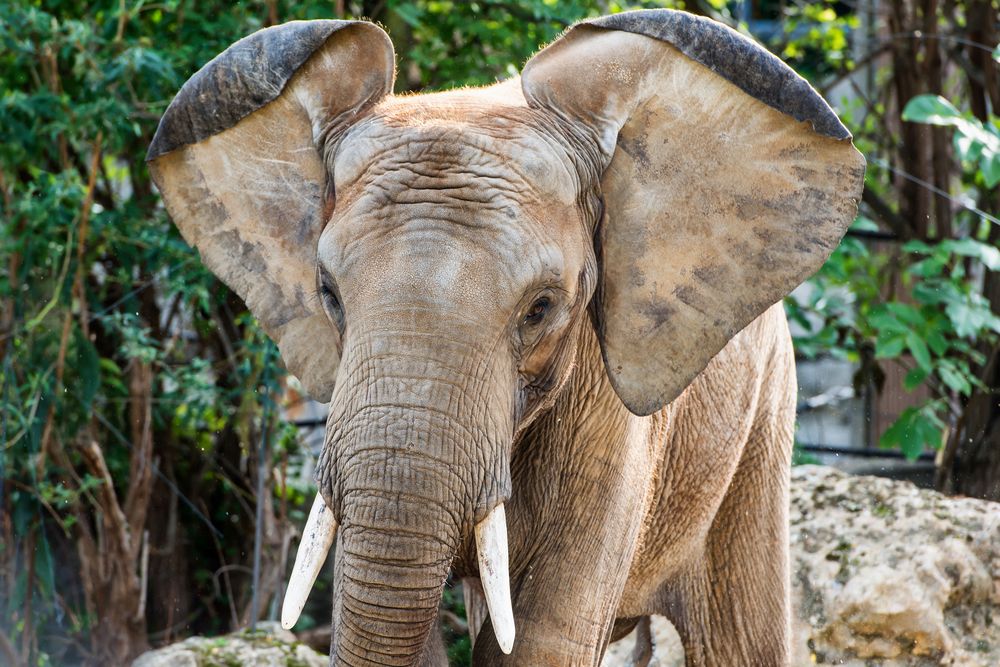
[147,21,394,402]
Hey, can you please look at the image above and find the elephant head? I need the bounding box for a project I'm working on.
[147,11,863,665]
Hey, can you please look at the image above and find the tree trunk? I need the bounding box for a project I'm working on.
[946,1,1000,499]
[951,226,1000,500]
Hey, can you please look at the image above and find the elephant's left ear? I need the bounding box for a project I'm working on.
[522,9,865,416]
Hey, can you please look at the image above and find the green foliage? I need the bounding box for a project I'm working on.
[0,1,324,663]
[776,0,858,79]
[384,0,682,91]
[789,90,1000,461]
[879,403,947,461]
[902,95,1000,188]
[789,224,999,460]
[779,0,1000,467]
[441,584,471,666]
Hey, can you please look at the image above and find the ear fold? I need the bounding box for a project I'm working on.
[522,9,865,416]
[147,21,395,401]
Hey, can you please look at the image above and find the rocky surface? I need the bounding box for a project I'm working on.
[605,465,1000,666]
[789,465,999,666]
[132,622,326,667]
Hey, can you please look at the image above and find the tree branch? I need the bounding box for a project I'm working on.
[862,185,912,239]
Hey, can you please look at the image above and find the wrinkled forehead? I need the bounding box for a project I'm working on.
[331,98,579,206]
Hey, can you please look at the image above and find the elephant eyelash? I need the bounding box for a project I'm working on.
[316,267,346,332]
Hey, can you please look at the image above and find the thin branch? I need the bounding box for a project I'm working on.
[135,530,149,621]
[870,157,1000,227]
[862,185,912,239]
[819,43,892,96]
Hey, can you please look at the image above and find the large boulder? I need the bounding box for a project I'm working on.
[132,622,326,667]
[790,465,999,666]
[605,465,1000,666]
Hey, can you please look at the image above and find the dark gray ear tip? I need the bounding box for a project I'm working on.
[146,19,390,161]
[147,125,172,162]
[583,8,852,141]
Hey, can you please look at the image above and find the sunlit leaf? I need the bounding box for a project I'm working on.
[902,95,961,124]
[937,362,971,395]
[942,238,1000,270]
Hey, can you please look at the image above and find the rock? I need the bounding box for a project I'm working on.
[132,622,327,667]
[605,465,1000,666]
[790,465,1000,666]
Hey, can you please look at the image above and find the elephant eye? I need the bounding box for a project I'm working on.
[523,297,550,326]
[317,267,345,332]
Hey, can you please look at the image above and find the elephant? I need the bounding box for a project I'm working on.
[146,9,864,666]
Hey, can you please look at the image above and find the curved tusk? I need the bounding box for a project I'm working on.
[281,493,338,630]
[474,503,515,654]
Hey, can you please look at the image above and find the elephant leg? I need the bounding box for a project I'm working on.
[629,616,653,667]
[659,394,793,666]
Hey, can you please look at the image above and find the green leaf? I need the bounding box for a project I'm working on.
[850,216,879,232]
[902,95,961,124]
[909,257,946,278]
[982,150,1000,188]
[904,366,928,390]
[926,330,948,356]
[886,302,924,328]
[35,533,55,597]
[946,299,1000,338]
[955,132,983,162]
[902,239,935,254]
[72,325,101,410]
[875,332,905,358]
[879,405,944,460]
[942,238,1000,271]
[867,308,909,334]
[937,363,971,395]
[906,330,932,371]
[903,96,1000,154]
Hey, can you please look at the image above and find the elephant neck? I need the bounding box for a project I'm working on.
[502,318,666,593]
[565,319,635,421]
[514,318,659,465]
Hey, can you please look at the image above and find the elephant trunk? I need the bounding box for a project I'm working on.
[332,488,457,666]
[308,332,514,666]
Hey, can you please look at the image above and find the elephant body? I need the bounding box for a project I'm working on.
[147,9,863,666]
[463,302,794,665]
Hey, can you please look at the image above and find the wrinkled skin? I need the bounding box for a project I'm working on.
[313,84,795,666]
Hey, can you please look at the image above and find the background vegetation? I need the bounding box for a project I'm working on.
[1,0,997,665]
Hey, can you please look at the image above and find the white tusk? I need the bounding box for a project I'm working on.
[474,503,515,654]
[281,493,338,630]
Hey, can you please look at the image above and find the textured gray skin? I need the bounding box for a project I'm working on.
[586,9,852,140]
[147,20,358,160]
